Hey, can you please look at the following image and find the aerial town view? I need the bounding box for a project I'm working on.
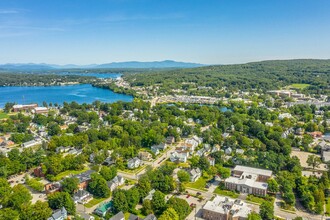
[1,1,330,220]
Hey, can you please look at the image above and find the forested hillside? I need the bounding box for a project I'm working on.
[125,59,330,95]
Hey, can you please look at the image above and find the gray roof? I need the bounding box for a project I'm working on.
[144,214,157,220]
[73,170,95,183]
[128,213,140,220]
[109,211,125,220]
[48,207,67,220]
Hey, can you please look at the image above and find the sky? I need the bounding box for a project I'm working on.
[0,0,330,65]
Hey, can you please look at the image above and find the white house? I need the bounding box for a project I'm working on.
[107,176,125,191]
[189,168,202,182]
[127,157,142,169]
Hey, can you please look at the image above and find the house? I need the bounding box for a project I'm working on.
[236,149,245,154]
[34,166,45,177]
[278,113,292,120]
[222,133,230,139]
[73,170,96,189]
[47,207,67,220]
[308,131,323,138]
[224,165,272,196]
[73,189,93,204]
[208,157,215,166]
[21,140,42,149]
[224,147,232,155]
[151,143,167,151]
[143,214,157,220]
[34,107,48,114]
[107,176,125,191]
[45,182,61,194]
[127,157,142,169]
[212,144,220,153]
[143,189,156,201]
[77,212,95,220]
[139,151,153,161]
[128,213,141,220]
[202,196,251,220]
[13,104,38,112]
[150,146,160,155]
[189,168,202,182]
[103,157,115,166]
[166,136,175,144]
[170,151,188,163]
[109,211,125,220]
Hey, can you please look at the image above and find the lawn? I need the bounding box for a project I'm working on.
[246,194,273,204]
[53,168,88,181]
[84,197,108,208]
[185,177,209,190]
[0,112,9,119]
[326,198,330,216]
[289,83,310,89]
[213,187,239,198]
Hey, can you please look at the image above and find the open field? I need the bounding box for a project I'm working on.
[0,112,9,119]
[289,83,311,89]
[185,176,210,191]
[291,150,327,171]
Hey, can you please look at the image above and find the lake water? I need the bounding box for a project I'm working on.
[0,73,133,107]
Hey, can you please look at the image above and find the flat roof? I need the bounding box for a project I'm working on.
[234,165,272,177]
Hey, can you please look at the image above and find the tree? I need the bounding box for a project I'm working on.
[267,178,279,194]
[126,187,140,211]
[0,208,19,220]
[247,212,262,220]
[306,155,322,171]
[166,197,191,220]
[87,173,110,198]
[7,184,32,210]
[177,170,190,183]
[158,207,179,220]
[216,165,231,179]
[20,201,52,220]
[61,177,79,195]
[112,189,128,213]
[137,175,151,198]
[100,166,117,181]
[259,201,274,220]
[142,199,153,216]
[151,190,166,215]
[47,192,76,215]
[198,156,210,171]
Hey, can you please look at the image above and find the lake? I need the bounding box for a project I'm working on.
[0,73,133,108]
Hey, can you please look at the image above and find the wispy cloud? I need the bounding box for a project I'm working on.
[0,9,19,14]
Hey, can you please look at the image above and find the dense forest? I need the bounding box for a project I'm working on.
[0,73,97,86]
[124,59,330,96]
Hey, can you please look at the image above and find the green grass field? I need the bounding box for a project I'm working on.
[213,187,239,198]
[185,177,208,190]
[53,168,89,181]
[84,197,108,208]
[289,83,310,89]
[0,112,9,119]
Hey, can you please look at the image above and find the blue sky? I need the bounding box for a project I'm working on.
[0,0,329,65]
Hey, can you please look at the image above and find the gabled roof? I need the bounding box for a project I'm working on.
[109,211,125,220]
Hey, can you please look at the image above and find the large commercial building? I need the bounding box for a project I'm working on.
[224,165,272,196]
[202,196,251,220]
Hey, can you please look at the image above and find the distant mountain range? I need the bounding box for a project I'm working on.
[0,60,205,70]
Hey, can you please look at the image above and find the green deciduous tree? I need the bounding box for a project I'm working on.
[166,197,191,220]
[151,190,166,215]
[177,170,190,183]
[87,173,110,198]
[259,201,274,220]
[47,192,75,215]
[158,207,179,220]
[61,177,79,195]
